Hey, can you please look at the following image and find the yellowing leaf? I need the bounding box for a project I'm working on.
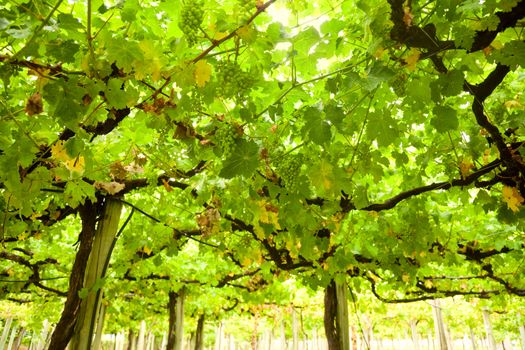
[254,224,266,240]
[142,246,152,255]
[194,60,212,88]
[64,156,85,175]
[405,49,420,71]
[459,158,474,179]
[196,208,221,237]
[237,25,256,42]
[310,159,336,194]
[162,178,173,192]
[213,31,229,41]
[242,257,252,267]
[502,185,524,212]
[257,200,280,229]
[424,279,433,289]
[51,141,69,162]
[402,273,410,283]
[373,47,385,59]
[504,99,522,109]
[139,40,165,81]
[483,149,491,164]
[94,181,125,195]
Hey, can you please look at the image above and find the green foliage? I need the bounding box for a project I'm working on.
[1,0,525,340]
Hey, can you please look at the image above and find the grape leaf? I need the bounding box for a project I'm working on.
[490,41,525,67]
[502,185,524,212]
[431,105,458,133]
[219,139,260,178]
[105,78,138,109]
[194,60,212,87]
[302,107,331,145]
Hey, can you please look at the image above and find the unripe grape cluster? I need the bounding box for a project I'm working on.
[276,154,303,193]
[215,125,237,158]
[217,62,253,99]
[238,0,255,21]
[390,74,407,97]
[179,1,204,46]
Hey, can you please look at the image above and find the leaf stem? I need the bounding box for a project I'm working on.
[255,64,361,119]
[447,131,460,165]
[348,91,375,178]
[86,0,96,74]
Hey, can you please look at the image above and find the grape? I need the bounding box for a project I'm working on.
[215,125,237,158]
[217,62,254,99]
[238,0,255,21]
[390,73,407,97]
[179,1,204,46]
[276,154,303,193]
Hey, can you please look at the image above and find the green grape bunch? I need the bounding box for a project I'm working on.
[215,125,238,158]
[276,154,304,193]
[390,73,407,97]
[179,1,205,46]
[217,62,254,99]
[238,0,256,21]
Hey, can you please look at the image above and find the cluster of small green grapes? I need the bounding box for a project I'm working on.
[390,74,407,97]
[276,154,303,193]
[215,125,237,158]
[217,62,253,98]
[179,1,204,46]
[238,0,255,20]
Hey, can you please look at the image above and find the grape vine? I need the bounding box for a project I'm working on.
[215,125,238,158]
[178,1,205,46]
[217,62,254,99]
[276,154,304,193]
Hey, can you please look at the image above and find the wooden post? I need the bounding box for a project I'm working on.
[428,331,434,350]
[518,312,525,350]
[214,322,223,350]
[194,314,205,350]
[6,323,17,350]
[175,289,185,350]
[147,332,155,350]
[70,199,123,350]
[468,327,477,350]
[137,321,146,350]
[431,300,448,350]
[521,324,525,350]
[13,327,26,350]
[168,289,185,350]
[161,332,167,350]
[280,320,286,349]
[0,317,13,349]
[335,280,350,350]
[482,308,497,350]
[92,301,106,350]
[116,331,125,350]
[128,329,137,350]
[410,319,420,350]
[445,327,453,350]
[292,308,299,350]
